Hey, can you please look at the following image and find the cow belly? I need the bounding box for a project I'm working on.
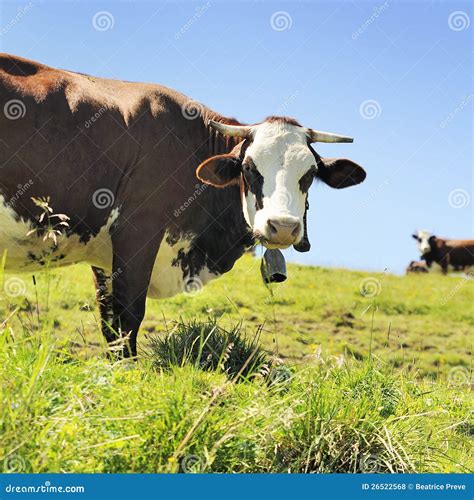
[147,232,220,299]
[1,198,218,299]
[0,199,114,272]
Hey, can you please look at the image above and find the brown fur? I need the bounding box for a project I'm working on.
[425,237,474,274]
[406,261,429,274]
[263,115,302,127]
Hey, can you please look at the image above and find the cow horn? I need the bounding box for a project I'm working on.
[308,129,353,143]
[208,120,250,138]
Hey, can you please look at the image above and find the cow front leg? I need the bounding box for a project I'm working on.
[440,254,450,275]
[110,221,164,358]
[91,266,117,348]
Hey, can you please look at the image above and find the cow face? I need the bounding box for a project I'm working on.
[197,117,366,249]
[412,229,432,255]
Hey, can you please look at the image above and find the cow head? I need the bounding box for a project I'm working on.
[412,229,432,255]
[197,117,366,250]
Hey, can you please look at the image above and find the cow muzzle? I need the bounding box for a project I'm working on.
[419,245,431,255]
[262,216,301,248]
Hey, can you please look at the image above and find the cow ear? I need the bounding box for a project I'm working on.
[412,234,418,240]
[196,154,241,188]
[318,158,366,189]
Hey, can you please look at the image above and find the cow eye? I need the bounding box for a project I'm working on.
[299,170,314,192]
[243,158,256,172]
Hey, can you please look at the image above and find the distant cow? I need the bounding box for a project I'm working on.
[406,260,429,274]
[412,230,474,274]
[0,54,366,357]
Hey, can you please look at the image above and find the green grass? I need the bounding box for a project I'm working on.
[3,255,472,377]
[0,256,472,473]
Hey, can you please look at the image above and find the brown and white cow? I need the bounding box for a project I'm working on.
[406,260,429,274]
[412,230,474,274]
[0,54,366,356]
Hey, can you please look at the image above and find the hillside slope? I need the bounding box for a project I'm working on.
[1,256,472,473]
[2,255,472,378]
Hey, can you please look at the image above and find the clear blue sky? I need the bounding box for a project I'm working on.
[1,0,472,273]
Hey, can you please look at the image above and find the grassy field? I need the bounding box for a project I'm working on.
[1,255,472,473]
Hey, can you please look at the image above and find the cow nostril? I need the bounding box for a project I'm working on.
[292,223,301,237]
[267,219,300,241]
[268,221,278,234]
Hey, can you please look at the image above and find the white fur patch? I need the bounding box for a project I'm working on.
[147,231,219,299]
[415,229,432,255]
[0,198,219,299]
[0,197,117,272]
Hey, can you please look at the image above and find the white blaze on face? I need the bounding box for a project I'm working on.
[416,229,432,255]
[241,121,314,246]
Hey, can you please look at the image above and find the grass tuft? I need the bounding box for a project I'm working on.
[148,318,271,381]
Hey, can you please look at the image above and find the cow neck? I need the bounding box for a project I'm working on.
[169,116,254,276]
